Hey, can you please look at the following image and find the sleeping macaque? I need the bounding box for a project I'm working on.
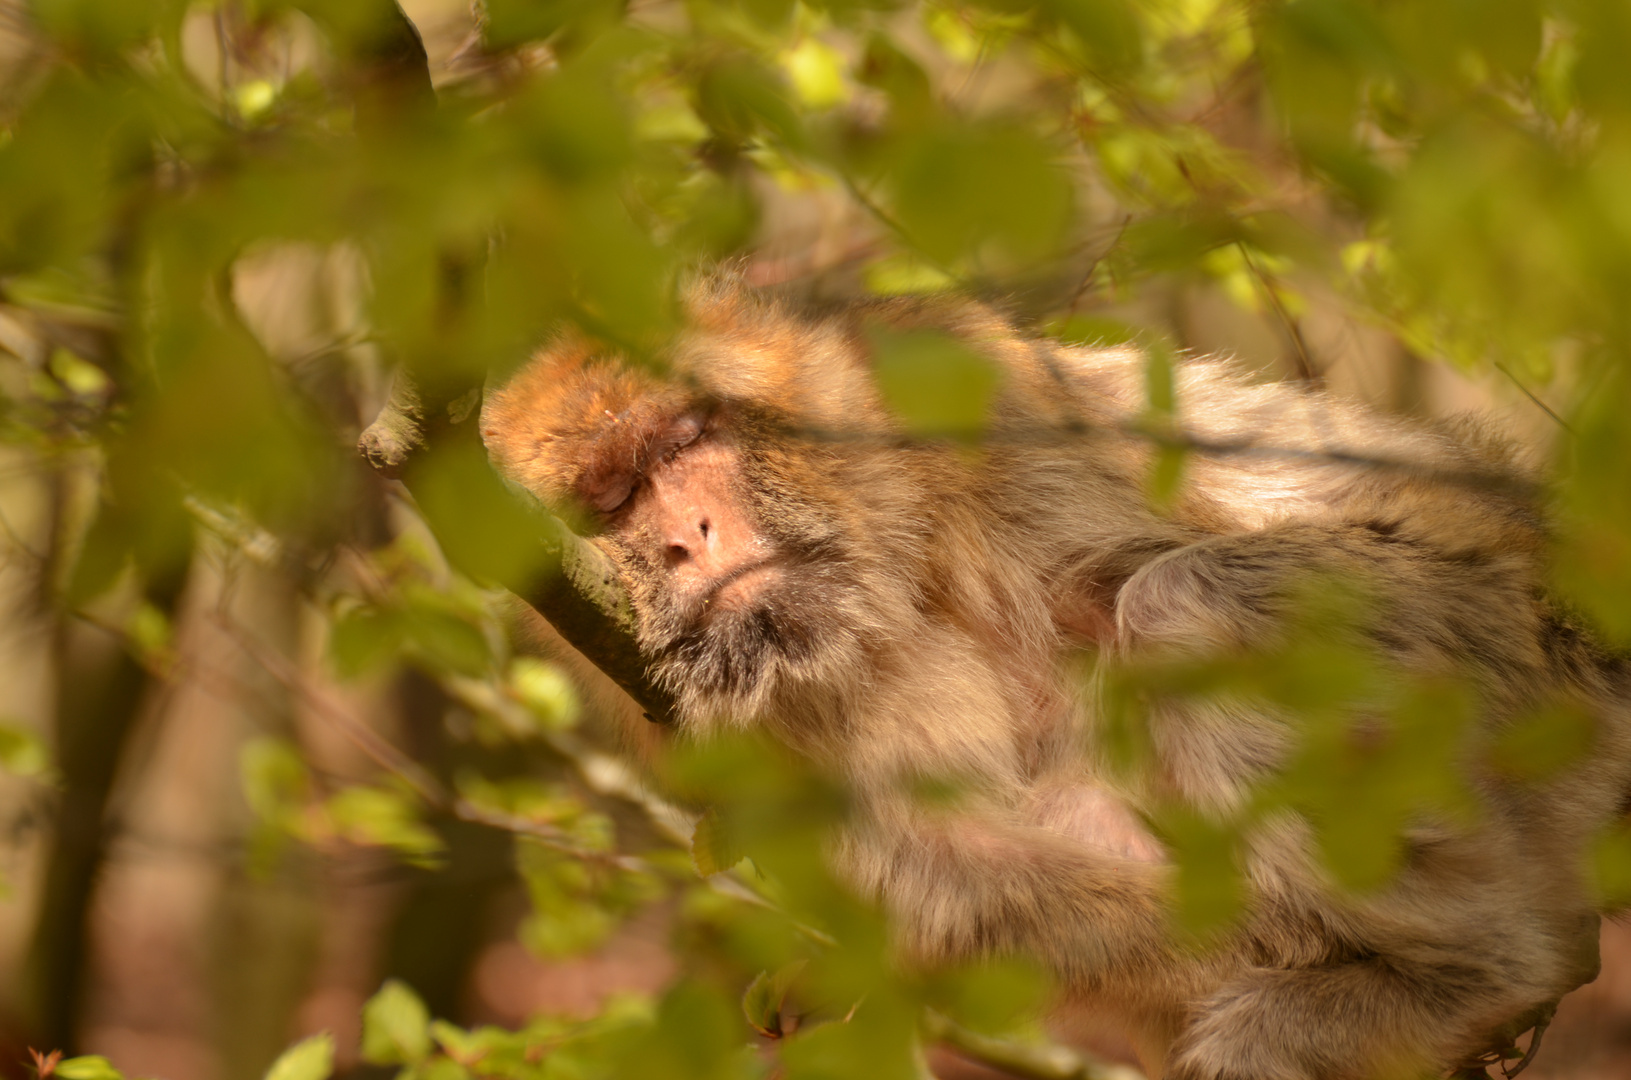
[480,274,1629,1080]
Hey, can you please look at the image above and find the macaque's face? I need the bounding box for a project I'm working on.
[477,326,884,726]
[608,418,779,617]
[594,412,860,718]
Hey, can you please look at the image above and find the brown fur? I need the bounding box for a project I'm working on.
[481,275,1628,1080]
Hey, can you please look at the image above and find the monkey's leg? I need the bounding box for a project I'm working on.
[1164,957,1512,1080]
[840,805,1229,997]
[1108,525,1580,1080]
[1107,520,1550,807]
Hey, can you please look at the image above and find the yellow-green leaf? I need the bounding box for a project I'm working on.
[264,1034,334,1080]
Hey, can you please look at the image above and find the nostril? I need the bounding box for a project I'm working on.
[666,542,690,565]
[699,519,711,540]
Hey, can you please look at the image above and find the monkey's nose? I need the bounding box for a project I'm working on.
[665,518,713,568]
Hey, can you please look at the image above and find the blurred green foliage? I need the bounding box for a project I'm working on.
[5,0,1631,1074]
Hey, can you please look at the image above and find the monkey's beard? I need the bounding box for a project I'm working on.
[622,546,874,731]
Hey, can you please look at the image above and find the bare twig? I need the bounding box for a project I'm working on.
[1237,241,1319,383]
[1493,361,1574,435]
[449,799,652,874]
[207,598,831,937]
[211,611,444,803]
[739,411,1536,498]
[1065,215,1131,317]
[211,607,665,874]
[439,674,696,847]
[836,172,970,291]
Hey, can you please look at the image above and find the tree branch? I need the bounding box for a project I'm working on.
[359,377,679,724]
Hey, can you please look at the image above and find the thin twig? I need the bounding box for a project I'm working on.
[211,611,445,803]
[837,172,970,291]
[212,609,664,873]
[1493,362,1574,435]
[438,674,698,848]
[210,602,837,937]
[739,413,1537,498]
[1237,241,1319,383]
[214,5,232,103]
[946,36,992,109]
[450,799,652,874]
[1066,215,1131,317]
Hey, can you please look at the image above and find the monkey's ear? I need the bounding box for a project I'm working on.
[481,334,692,512]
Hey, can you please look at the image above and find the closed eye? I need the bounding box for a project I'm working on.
[654,421,704,466]
[591,477,638,514]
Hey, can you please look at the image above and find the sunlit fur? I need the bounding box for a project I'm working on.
[482,274,1630,1080]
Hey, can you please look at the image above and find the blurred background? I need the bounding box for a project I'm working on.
[1,1,1631,1078]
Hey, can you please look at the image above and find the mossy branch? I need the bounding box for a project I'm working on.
[359,375,679,724]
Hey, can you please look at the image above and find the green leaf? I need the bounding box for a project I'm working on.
[616,983,763,1080]
[740,0,795,31]
[486,0,622,47]
[264,1034,335,1080]
[1151,807,1243,941]
[695,57,806,149]
[1043,0,1143,76]
[869,326,1002,440]
[416,1058,471,1080]
[240,738,310,824]
[924,958,1049,1035]
[407,434,561,598]
[428,1020,481,1061]
[65,501,138,607]
[55,1057,124,1080]
[863,255,954,296]
[361,980,433,1066]
[47,347,111,397]
[1593,822,1631,908]
[328,788,445,868]
[519,898,617,959]
[509,658,582,731]
[399,607,492,679]
[782,39,850,110]
[1048,316,1138,348]
[458,774,584,825]
[329,607,404,678]
[1147,443,1187,510]
[780,996,918,1080]
[30,0,170,52]
[692,807,746,877]
[887,123,1073,262]
[127,601,173,667]
[743,960,807,1037]
[514,840,623,958]
[512,62,634,185]
[1274,0,1397,74]
[0,722,49,778]
[1492,703,1596,782]
[1143,345,1175,418]
[857,34,933,127]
